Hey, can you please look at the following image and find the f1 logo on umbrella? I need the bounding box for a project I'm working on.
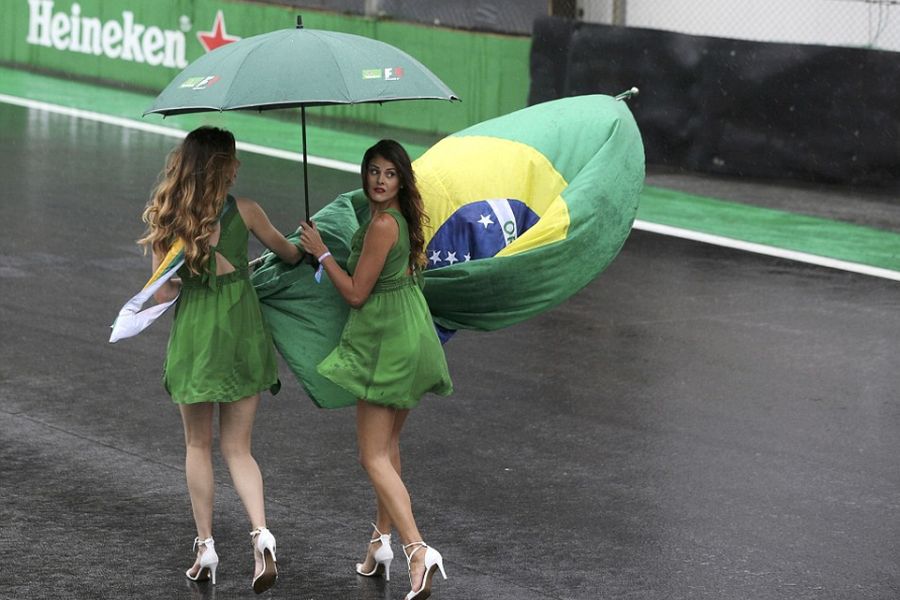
[180,75,221,90]
[385,67,404,80]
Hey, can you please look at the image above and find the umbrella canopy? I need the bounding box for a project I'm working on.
[144,17,458,221]
[145,18,458,116]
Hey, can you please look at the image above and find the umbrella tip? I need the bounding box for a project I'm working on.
[296,15,303,28]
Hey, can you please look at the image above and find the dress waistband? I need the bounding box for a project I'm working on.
[181,266,249,290]
[372,275,416,293]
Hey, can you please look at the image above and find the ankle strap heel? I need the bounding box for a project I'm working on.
[402,541,447,600]
[185,536,219,585]
[193,536,215,553]
[356,523,394,580]
[250,527,278,593]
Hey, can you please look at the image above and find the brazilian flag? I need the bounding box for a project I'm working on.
[252,94,644,408]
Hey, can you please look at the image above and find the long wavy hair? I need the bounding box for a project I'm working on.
[138,127,238,275]
[361,140,428,270]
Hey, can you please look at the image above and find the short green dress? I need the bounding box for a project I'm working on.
[318,208,452,409]
[164,196,280,404]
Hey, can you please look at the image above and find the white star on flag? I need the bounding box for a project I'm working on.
[429,250,442,265]
[477,214,494,228]
[464,253,471,262]
[446,251,458,265]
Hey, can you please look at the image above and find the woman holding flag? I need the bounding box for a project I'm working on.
[299,139,452,600]
[139,126,301,593]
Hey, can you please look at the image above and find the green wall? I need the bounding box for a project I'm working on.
[2,0,531,135]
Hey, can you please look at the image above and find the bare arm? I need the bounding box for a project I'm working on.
[151,249,181,304]
[299,213,397,308]
[236,197,303,265]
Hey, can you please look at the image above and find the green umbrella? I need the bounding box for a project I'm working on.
[145,16,458,221]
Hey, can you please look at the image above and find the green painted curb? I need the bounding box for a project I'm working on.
[640,186,900,272]
[2,65,898,275]
[0,66,430,163]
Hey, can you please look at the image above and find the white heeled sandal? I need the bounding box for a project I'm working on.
[185,536,219,585]
[402,541,447,600]
[355,523,394,580]
[250,526,278,594]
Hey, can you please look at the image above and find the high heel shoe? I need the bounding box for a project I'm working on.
[402,541,447,600]
[250,527,278,594]
[355,523,394,581]
[185,536,219,585]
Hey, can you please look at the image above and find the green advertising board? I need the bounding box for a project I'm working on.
[2,0,531,135]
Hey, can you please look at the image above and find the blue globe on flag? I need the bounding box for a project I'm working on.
[425,199,540,269]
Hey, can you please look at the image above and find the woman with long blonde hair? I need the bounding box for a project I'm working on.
[140,126,301,593]
[299,139,452,600]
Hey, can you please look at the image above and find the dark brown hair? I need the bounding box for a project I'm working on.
[361,139,428,270]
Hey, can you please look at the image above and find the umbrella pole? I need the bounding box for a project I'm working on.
[301,106,310,223]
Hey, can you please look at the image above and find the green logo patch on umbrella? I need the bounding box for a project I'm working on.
[361,67,404,80]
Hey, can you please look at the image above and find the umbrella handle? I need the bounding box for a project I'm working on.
[248,256,265,269]
[301,253,318,267]
[301,106,311,223]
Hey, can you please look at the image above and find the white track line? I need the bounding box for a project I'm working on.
[0,93,359,173]
[634,220,900,281]
[3,93,898,281]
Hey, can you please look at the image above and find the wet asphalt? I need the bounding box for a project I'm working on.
[1,102,899,600]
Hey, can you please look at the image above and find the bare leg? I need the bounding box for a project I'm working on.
[219,394,275,584]
[356,401,426,589]
[219,395,266,529]
[359,409,408,571]
[179,402,215,577]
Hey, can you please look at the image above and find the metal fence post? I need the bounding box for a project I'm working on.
[365,0,382,17]
[612,0,627,25]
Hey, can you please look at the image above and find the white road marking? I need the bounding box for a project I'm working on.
[3,92,898,281]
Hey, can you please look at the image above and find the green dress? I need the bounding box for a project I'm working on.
[164,196,281,404]
[318,208,452,409]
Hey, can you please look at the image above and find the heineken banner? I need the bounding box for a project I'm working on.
[10,0,223,90]
[3,0,530,135]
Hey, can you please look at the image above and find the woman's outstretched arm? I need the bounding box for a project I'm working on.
[236,197,303,265]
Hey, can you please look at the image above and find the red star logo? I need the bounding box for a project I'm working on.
[197,10,240,53]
